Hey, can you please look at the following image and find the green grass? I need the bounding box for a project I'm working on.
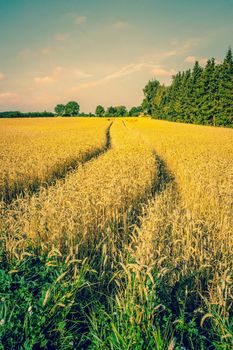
[1,244,232,349]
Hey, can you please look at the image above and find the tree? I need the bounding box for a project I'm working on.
[180,64,202,122]
[129,106,143,116]
[142,48,233,127]
[142,79,160,115]
[153,85,167,118]
[54,104,65,116]
[218,48,233,125]
[105,106,128,117]
[198,58,218,125]
[115,106,128,116]
[64,101,80,116]
[95,105,105,117]
[105,106,117,117]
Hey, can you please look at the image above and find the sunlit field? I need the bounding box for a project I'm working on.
[0,117,232,349]
[0,118,109,202]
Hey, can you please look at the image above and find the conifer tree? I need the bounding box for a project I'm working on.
[218,48,233,125]
[144,48,233,127]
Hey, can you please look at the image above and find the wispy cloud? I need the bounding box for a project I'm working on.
[72,69,92,78]
[34,66,92,85]
[71,62,176,92]
[113,21,129,29]
[75,15,87,24]
[34,76,56,84]
[138,47,191,64]
[71,63,144,91]
[0,72,5,81]
[180,37,204,51]
[0,92,19,102]
[55,33,70,42]
[40,47,53,55]
[184,55,208,65]
[152,67,177,77]
[104,63,144,80]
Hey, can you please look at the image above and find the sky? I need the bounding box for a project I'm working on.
[0,0,232,113]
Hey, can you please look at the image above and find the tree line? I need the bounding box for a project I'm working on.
[54,102,142,117]
[0,111,54,118]
[142,48,233,127]
[95,105,142,117]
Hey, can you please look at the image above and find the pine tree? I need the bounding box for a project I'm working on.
[198,58,217,125]
[189,62,203,122]
[180,69,192,122]
[218,48,233,125]
[143,48,233,127]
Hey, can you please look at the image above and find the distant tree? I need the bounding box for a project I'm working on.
[0,111,54,118]
[105,106,117,117]
[95,105,105,117]
[54,104,65,116]
[142,79,160,115]
[105,106,128,117]
[128,106,142,116]
[115,105,128,116]
[64,101,80,116]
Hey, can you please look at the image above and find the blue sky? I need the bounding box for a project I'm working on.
[0,0,232,112]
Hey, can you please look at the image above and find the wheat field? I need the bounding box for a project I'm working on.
[0,117,109,202]
[0,117,232,349]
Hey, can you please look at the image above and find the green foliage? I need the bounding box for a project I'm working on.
[106,106,117,117]
[95,105,105,117]
[54,104,65,116]
[142,79,161,115]
[0,251,91,349]
[147,48,233,127]
[128,106,143,116]
[0,248,232,349]
[116,105,128,116]
[64,101,80,117]
[0,111,55,118]
[54,101,80,117]
[83,264,218,350]
[105,105,128,117]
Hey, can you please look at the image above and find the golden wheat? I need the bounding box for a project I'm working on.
[0,120,156,264]
[127,118,233,319]
[0,117,109,201]
[0,117,232,347]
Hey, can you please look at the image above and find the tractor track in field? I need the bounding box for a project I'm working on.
[3,122,113,204]
[91,122,177,283]
[0,119,180,350]
[78,123,179,348]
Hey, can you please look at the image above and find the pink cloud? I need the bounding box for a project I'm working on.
[40,47,52,55]
[0,92,19,102]
[0,72,5,81]
[185,55,208,65]
[34,66,92,85]
[34,76,56,84]
[75,16,87,24]
[55,33,70,42]
[113,21,129,29]
[152,67,177,77]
